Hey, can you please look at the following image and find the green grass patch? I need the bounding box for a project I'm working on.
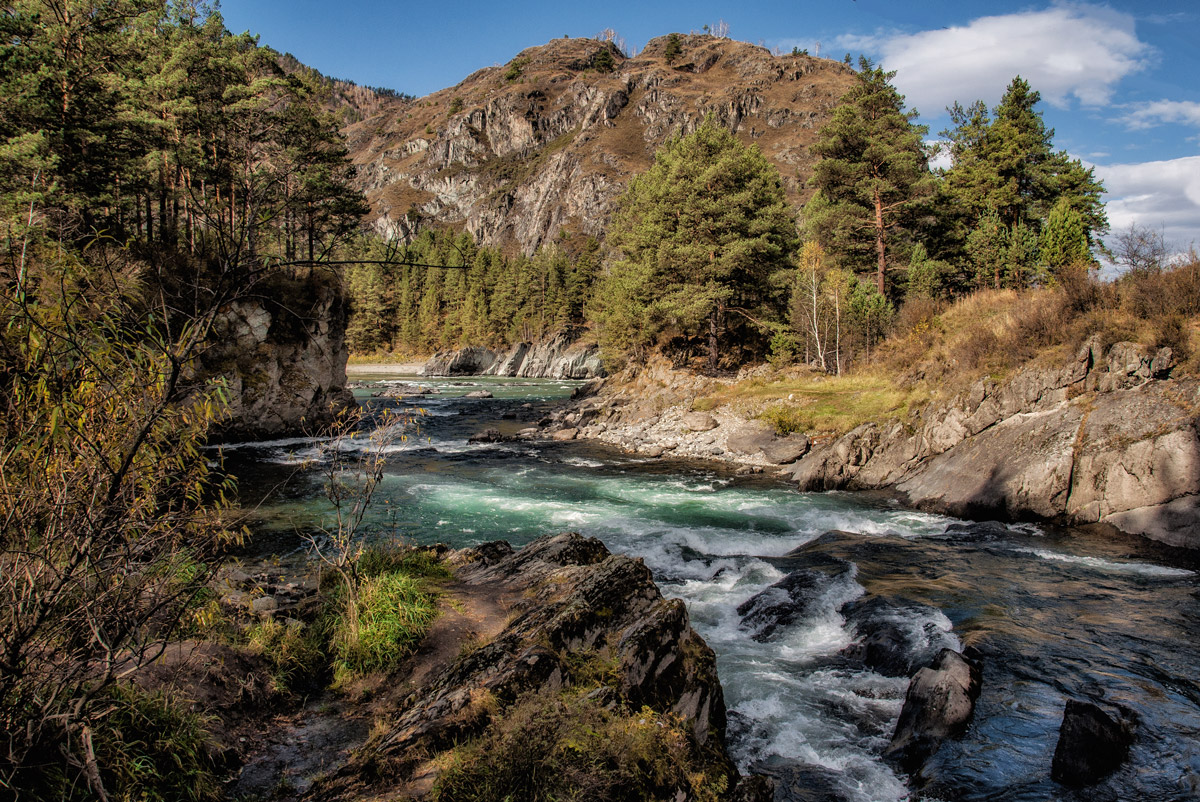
[755,374,914,435]
[36,684,222,802]
[331,570,440,681]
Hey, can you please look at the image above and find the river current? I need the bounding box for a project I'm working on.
[220,373,1200,802]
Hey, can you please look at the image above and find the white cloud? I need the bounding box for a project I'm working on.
[1093,156,1200,250]
[839,3,1152,116]
[1120,100,1200,131]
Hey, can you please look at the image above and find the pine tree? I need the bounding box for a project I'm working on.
[942,77,1107,250]
[1040,196,1091,276]
[605,119,797,370]
[806,59,934,295]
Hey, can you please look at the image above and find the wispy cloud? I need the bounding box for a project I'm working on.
[837,3,1153,116]
[1120,100,1200,131]
[1093,156,1200,248]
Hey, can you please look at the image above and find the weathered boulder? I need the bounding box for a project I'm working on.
[1051,699,1137,787]
[682,411,719,432]
[726,420,778,456]
[467,428,506,443]
[551,427,578,441]
[885,649,982,774]
[762,433,810,465]
[896,405,1082,520]
[463,389,493,398]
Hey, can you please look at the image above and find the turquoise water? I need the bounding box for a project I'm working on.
[220,374,1200,802]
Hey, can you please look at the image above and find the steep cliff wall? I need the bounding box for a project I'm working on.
[344,35,857,255]
[201,271,352,441]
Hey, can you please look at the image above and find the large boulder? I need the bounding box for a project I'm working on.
[885,649,982,774]
[762,433,810,465]
[726,420,778,456]
[682,411,719,432]
[1051,699,1137,787]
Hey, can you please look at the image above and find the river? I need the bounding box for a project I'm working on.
[218,373,1200,802]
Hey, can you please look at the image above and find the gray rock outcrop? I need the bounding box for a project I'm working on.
[203,273,352,441]
[789,340,1200,547]
[421,330,604,379]
[357,533,732,791]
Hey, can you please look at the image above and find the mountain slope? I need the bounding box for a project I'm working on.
[344,34,859,254]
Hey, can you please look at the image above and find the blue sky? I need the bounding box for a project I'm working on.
[220,0,1200,254]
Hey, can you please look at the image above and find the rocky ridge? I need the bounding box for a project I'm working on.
[539,341,1200,547]
[344,35,857,254]
[311,533,744,800]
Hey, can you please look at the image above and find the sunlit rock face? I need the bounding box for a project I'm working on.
[343,35,858,255]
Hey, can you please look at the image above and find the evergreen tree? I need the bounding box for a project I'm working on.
[966,208,1009,290]
[1040,196,1092,277]
[604,119,798,370]
[806,59,934,295]
[941,77,1107,250]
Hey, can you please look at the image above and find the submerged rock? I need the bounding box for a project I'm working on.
[1051,699,1137,787]
[885,648,983,774]
[840,595,957,678]
[736,558,856,642]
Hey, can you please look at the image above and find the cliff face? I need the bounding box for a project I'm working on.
[201,272,352,441]
[421,329,605,379]
[344,35,857,255]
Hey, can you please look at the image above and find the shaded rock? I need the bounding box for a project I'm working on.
[467,428,505,443]
[736,559,856,642]
[1051,699,1137,787]
[840,595,957,678]
[250,595,279,615]
[421,346,497,376]
[726,420,778,456]
[682,411,718,432]
[762,433,810,465]
[885,648,982,774]
[551,427,578,441]
[750,758,851,802]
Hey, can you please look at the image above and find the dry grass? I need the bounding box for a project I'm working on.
[698,260,1200,437]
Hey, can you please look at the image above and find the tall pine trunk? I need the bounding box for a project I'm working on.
[874,187,886,295]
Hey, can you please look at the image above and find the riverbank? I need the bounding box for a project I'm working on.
[532,340,1200,549]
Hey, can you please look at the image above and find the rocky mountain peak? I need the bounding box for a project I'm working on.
[344,34,858,254]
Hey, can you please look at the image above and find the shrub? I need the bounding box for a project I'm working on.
[31,684,221,802]
[433,693,728,802]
